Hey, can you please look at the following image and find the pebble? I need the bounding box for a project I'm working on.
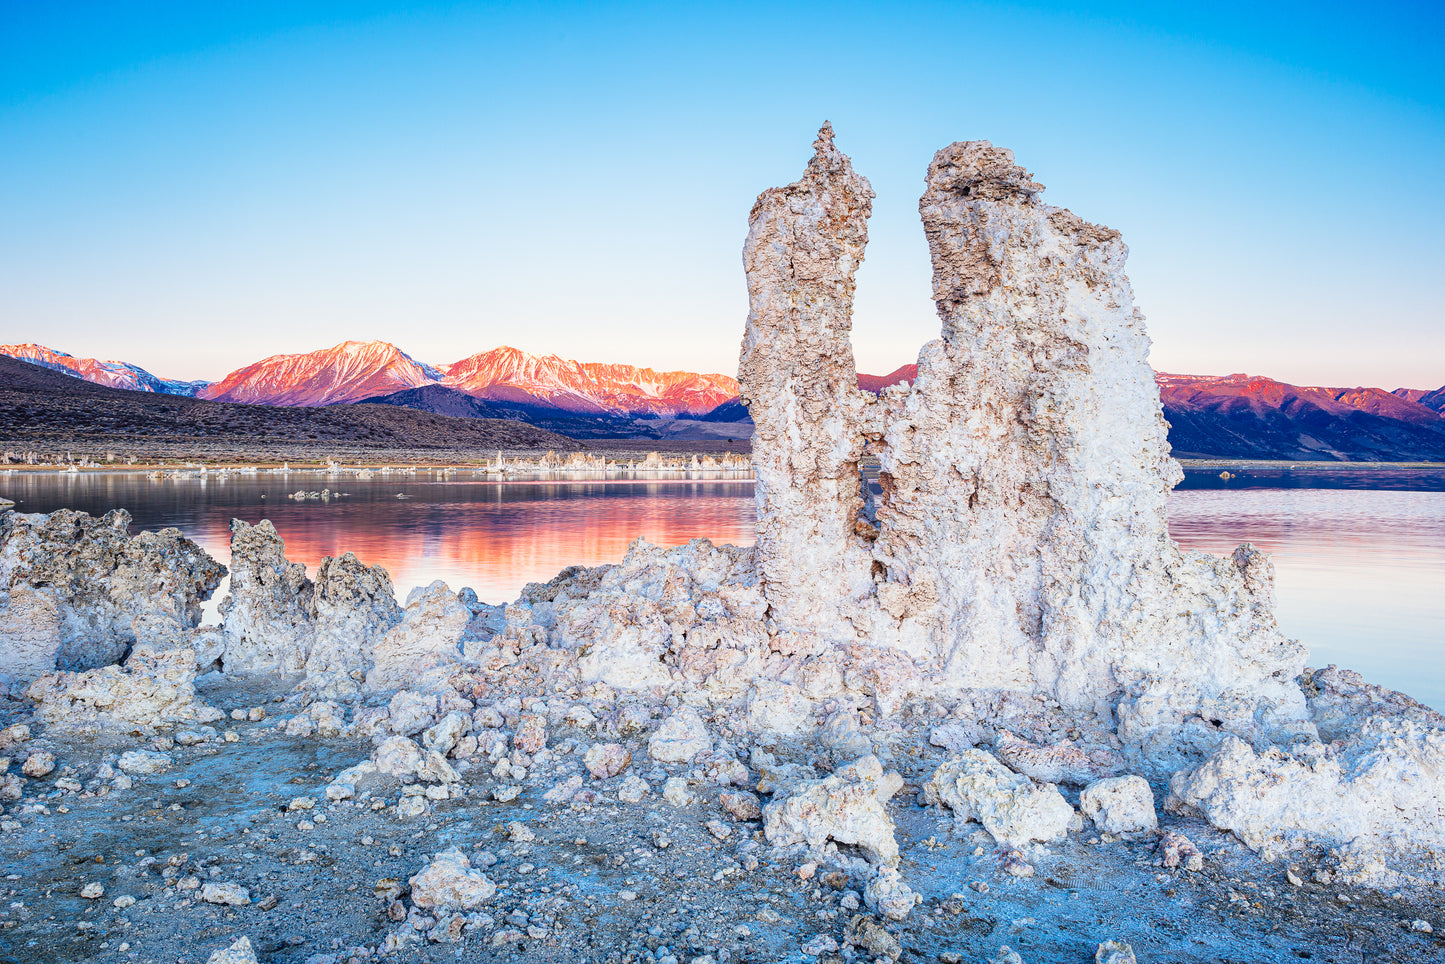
[22,752,55,778]
[617,775,650,803]
[200,882,251,906]
[584,742,632,779]
[1001,850,1034,877]
[396,797,428,819]
[719,791,762,820]
[80,882,104,899]
[661,776,694,807]
[1095,940,1137,964]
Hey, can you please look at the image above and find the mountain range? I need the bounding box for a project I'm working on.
[0,354,578,460]
[3,341,1443,460]
[0,343,209,396]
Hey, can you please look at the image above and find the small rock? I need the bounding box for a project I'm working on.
[117,750,171,775]
[287,796,316,811]
[80,882,104,899]
[844,914,901,961]
[647,707,713,763]
[417,749,460,784]
[1080,776,1157,834]
[1001,850,1034,877]
[661,776,694,807]
[206,936,259,964]
[584,743,631,779]
[326,783,355,802]
[706,819,732,841]
[513,714,548,754]
[1095,940,1137,964]
[21,752,55,778]
[0,725,30,749]
[720,791,762,820]
[507,820,536,842]
[396,796,428,819]
[617,775,650,803]
[112,895,135,908]
[409,848,496,911]
[864,867,919,921]
[987,949,1025,964]
[1157,830,1204,872]
[1412,919,1434,933]
[200,882,251,906]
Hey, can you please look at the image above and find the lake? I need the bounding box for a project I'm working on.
[3,466,1442,711]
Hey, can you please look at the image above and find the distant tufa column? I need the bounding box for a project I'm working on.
[738,123,877,641]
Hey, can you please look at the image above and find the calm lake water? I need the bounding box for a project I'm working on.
[3,467,1442,710]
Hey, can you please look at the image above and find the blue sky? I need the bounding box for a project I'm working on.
[2,1,1442,388]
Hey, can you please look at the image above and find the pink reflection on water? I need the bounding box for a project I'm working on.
[188,480,758,604]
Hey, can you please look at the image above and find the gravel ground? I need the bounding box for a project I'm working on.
[2,678,1442,964]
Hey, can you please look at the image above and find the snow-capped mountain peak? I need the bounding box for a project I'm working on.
[0,343,209,396]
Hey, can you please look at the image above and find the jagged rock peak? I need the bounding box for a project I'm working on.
[804,120,851,178]
[923,140,1044,202]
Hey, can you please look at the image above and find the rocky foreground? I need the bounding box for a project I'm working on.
[3,130,1445,963]
[0,518,1441,964]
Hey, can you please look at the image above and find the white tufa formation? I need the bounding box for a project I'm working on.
[739,122,877,644]
[0,509,223,686]
[740,127,1311,775]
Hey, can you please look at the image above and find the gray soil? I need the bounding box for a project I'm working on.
[1,680,1441,964]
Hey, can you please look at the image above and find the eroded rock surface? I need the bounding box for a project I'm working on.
[738,121,877,643]
[26,643,222,731]
[741,130,1310,777]
[219,519,433,694]
[924,750,1074,847]
[1168,719,1445,887]
[762,755,904,866]
[0,509,224,685]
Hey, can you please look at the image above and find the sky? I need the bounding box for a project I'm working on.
[2,1,1442,389]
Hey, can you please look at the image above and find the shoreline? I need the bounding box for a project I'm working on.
[3,456,1444,474]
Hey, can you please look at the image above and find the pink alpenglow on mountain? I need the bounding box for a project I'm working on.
[856,365,918,394]
[0,344,208,396]
[1155,373,1445,426]
[200,341,442,407]
[440,346,739,417]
